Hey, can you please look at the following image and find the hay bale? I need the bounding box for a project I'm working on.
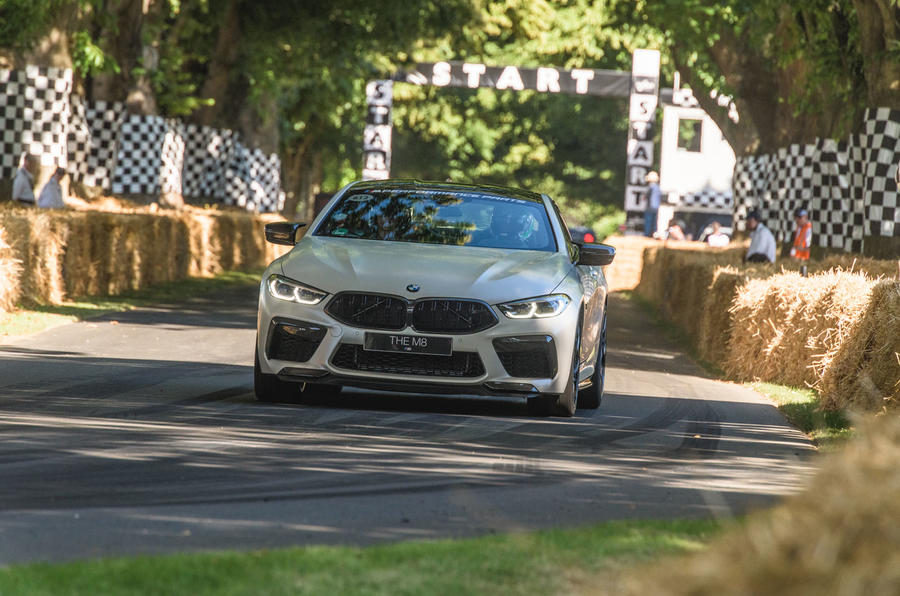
[819,280,900,412]
[816,254,900,279]
[603,235,660,292]
[0,225,22,312]
[696,266,755,365]
[724,271,877,388]
[619,415,900,596]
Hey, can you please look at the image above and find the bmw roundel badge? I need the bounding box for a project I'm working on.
[406,284,420,293]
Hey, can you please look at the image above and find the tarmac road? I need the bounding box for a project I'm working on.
[0,287,816,565]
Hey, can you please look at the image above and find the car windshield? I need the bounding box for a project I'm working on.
[314,188,557,251]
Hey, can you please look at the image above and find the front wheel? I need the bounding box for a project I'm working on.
[254,347,300,402]
[578,314,607,410]
[530,321,581,417]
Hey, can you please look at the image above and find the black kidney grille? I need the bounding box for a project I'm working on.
[326,293,407,330]
[331,344,485,377]
[412,299,497,333]
[326,293,497,334]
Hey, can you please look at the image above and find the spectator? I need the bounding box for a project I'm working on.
[37,167,67,209]
[790,207,812,262]
[666,221,686,241]
[644,171,661,237]
[11,154,36,205]
[745,209,776,263]
[707,221,730,247]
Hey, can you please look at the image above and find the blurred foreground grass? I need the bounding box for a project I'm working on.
[0,519,721,596]
[0,270,262,341]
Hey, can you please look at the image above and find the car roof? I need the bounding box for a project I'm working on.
[347,179,546,204]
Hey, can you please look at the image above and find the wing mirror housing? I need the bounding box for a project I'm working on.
[265,222,307,245]
[576,243,615,266]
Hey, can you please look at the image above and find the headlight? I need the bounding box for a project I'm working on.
[497,294,571,319]
[266,274,327,305]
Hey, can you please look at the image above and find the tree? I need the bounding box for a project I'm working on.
[612,1,873,155]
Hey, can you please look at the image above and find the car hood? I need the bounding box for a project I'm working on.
[279,237,571,303]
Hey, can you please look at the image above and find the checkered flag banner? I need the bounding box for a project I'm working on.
[0,66,72,178]
[111,114,167,195]
[859,108,900,238]
[732,109,900,249]
[67,97,124,190]
[677,189,733,210]
[223,140,285,213]
[182,124,228,198]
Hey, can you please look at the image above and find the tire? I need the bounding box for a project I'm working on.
[530,319,581,417]
[578,313,606,410]
[254,347,300,402]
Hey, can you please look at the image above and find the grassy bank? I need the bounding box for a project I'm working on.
[749,382,853,451]
[0,270,262,341]
[0,519,721,596]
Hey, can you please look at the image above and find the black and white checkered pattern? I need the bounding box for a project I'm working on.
[111,114,167,195]
[859,108,900,238]
[223,140,284,212]
[734,109,900,249]
[181,125,239,198]
[732,154,775,231]
[0,66,72,178]
[1,64,285,211]
[66,98,124,189]
[765,144,816,243]
[678,189,733,209]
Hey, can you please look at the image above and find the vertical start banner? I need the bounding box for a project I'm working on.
[624,49,661,214]
[362,80,393,180]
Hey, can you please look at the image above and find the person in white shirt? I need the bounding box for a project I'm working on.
[745,210,776,263]
[707,221,730,247]
[37,167,67,209]
[11,154,36,205]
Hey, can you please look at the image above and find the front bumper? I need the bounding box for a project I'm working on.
[257,285,580,397]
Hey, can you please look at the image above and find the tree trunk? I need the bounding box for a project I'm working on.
[195,0,242,128]
[853,0,900,106]
[89,0,156,110]
[282,139,323,220]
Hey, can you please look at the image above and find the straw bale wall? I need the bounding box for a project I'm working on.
[0,227,21,312]
[724,271,877,388]
[819,280,900,411]
[632,243,899,412]
[0,207,285,306]
[600,235,659,292]
[620,415,900,596]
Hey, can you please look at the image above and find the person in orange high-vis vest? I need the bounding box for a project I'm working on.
[790,208,812,261]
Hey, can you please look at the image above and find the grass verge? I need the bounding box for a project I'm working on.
[0,519,721,596]
[748,382,853,451]
[0,270,262,341]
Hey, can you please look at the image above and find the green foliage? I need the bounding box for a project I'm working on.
[71,30,119,77]
[387,1,645,222]
[614,0,868,142]
[0,0,62,52]
[145,0,217,116]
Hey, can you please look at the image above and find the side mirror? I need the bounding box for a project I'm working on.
[265,222,307,246]
[576,243,615,266]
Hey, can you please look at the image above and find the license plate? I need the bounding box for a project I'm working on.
[363,333,452,356]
